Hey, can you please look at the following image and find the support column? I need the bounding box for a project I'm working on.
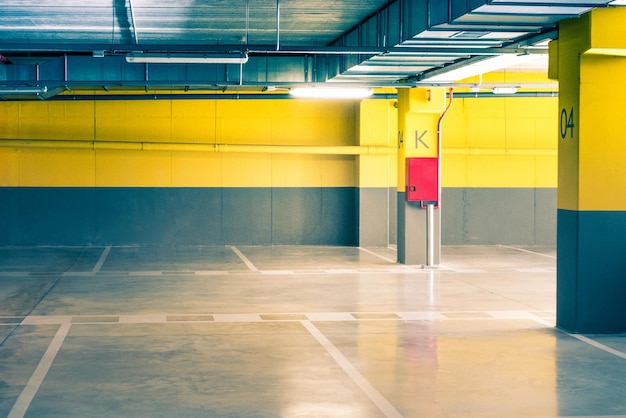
[550,7,626,333]
[396,88,446,265]
[358,99,397,247]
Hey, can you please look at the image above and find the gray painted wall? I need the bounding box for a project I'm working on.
[359,188,393,247]
[360,187,555,247]
[0,187,358,246]
[0,186,556,247]
[441,187,557,245]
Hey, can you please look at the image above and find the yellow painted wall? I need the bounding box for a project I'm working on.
[0,99,359,188]
[442,75,558,188]
[0,80,558,190]
[357,99,397,188]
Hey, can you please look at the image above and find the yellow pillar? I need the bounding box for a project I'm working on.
[550,6,626,333]
[358,99,397,247]
[396,88,446,265]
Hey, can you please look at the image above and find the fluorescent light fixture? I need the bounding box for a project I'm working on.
[492,87,517,95]
[422,54,545,82]
[289,87,373,99]
[125,52,248,64]
[0,86,48,95]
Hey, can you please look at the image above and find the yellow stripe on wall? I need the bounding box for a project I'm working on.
[0,88,559,190]
[20,149,96,187]
[0,99,361,188]
[358,99,397,188]
[0,148,19,186]
[441,96,558,188]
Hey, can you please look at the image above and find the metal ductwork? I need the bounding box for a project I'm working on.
[0,0,619,99]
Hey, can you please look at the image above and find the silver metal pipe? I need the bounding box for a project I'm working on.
[427,203,435,267]
[276,0,280,51]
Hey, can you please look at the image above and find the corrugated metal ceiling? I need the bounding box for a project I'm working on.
[0,0,620,99]
[0,0,389,46]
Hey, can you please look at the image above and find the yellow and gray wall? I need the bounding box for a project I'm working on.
[0,99,361,245]
[442,74,557,244]
[0,80,557,246]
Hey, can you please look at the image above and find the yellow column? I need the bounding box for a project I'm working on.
[396,88,446,265]
[358,99,397,247]
[550,6,626,333]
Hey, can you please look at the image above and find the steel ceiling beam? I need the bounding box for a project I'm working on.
[0,43,546,56]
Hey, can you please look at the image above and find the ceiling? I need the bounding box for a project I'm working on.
[0,0,620,99]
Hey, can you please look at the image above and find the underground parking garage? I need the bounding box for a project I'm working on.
[1,2,626,417]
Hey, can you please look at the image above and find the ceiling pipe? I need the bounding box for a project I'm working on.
[46,93,398,101]
[0,139,396,156]
[0,43,546,57]
[36,91,557,102]
[276,0,281,51]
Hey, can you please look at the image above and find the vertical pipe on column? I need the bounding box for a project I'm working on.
[427,203,435,267]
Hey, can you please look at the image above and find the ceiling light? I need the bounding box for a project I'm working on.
[289,87,373,99]
[0,86,48,95]
[421,54,545,83]
[125,52,249,64]
[492,87,517,95]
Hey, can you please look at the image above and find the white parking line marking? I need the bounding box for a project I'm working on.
[301,320,403,418]
[358,247,397,264]
[529,314,626,360]
[92,246,112,274]
[499,245,556,259]
[228,246,258,271]
[571,334,626,360]
[8,323,71,418]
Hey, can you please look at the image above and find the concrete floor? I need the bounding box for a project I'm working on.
[0,245,625,418]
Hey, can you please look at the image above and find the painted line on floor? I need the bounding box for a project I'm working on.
[301,320,403,418]
[91,245,112,274]
[228,246,258,271]
[529,314,626,360]
[19,310,559,325]
[358,247,396,264]
[8,322,71,418]
[514,268,555,273]
[570,334,626,360]
[498,245,556,259]
[119,314,167,324]
[4,267,438,277]
[555,416,626,418]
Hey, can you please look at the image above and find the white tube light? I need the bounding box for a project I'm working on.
[0,86,48,95]
[125,53,249,64]
[422,54,544,83]
[492,87,517,95]
[289,87,373,99]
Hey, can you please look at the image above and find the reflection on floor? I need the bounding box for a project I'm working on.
[1,245,625,418]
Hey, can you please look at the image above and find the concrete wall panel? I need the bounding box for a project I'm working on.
[442,187,557,245]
